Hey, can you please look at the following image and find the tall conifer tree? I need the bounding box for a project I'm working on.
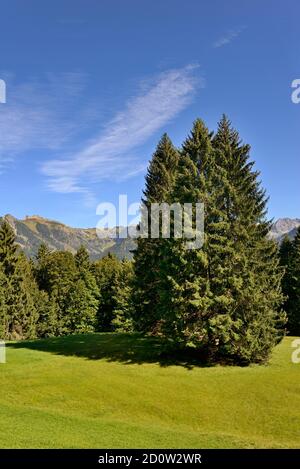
[156,120,217,347]
[208,116,285,362]
[66,245,99,333]
[133,134,179,332]
[0,221,38,339]
[0,268,7,338]
[145,117,285,363]
[280,229,300,334]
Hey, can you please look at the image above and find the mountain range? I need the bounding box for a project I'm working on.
[0,214,299,260]
[0,214,135,260]
[268,218,300,243]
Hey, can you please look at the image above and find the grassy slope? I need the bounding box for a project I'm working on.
[0,334,299,448]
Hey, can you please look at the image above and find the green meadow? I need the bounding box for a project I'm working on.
[0,334,299,448]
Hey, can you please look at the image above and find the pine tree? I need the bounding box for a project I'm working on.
[0,221,18,276]
[111,260,134,332]
[281,229,300,334]
[207,115,286,362]
[92,253,121,331]
[133,134,179,332]
[13,253,39,338]
[75,246,99,302]
[279,235,294,325]
[34,244,61,336]
[39,251,77,335]
[146,117,285,363]
[156,119,220,348]
[0,268,7,338]
[75,245,90,272]
[35,243,52,291]
[65,279,98,333]
[35,290,59,337]
[0,221,38,339]
[65,245,99,333]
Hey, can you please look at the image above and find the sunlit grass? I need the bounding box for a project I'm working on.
[0,334,299,448]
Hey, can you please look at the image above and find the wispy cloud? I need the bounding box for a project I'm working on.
[42,64,202,194]
[213,26,245,48]
[0,72,90,172]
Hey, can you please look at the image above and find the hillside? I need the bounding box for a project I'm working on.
[1,214,299,259]
[269,218,300,242]
[0,214,135,260]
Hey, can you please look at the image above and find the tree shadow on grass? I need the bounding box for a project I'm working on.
[7,333,216,370]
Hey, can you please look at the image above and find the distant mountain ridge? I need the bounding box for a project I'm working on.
[0,215,299,259]
[268,218,300,242]
[0,214,135,260]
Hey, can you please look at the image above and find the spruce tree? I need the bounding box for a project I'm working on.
[133,133,179,332]
[0,221,38,339]
[93,253,121,331]
[13,252,39,338]
[35,243,52,291]
[66,245,99,333]
[111,260,134,332]
[0,268,7,338]
[0,221,18,276]
[281,229,300,334]
[156,119,224,348]
[279,235,294,328]
[207,115,285,362]
[75,246,99,304]
[75,245,90,272]
[65,279,98,333]
[35,290,59,337]
[146,117,285,363]
[40,251,77,335]
[34,243,61,336]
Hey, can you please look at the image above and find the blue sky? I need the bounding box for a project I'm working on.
[0,0,298,227]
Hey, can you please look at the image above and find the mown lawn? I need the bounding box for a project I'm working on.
[0,333,299,448]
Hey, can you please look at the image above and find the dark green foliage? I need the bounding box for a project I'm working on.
[35,245,99,335]
[0,221,18,276]
[0,222,38,339]
[133,116,286,363]
[35,291,59,338]
[75,245,90,272]
[92,254,134,332]
[133,134,179,331]
[0,222,134,339]
[111,260,134,332]
[92,253,119,330]
[0,268,7,338]
[34,243,61,336]
[65,279,98,333]
[37,251,77,334]
[155,119,216,347]
[34,243,52,291]
[0,219,133,338]
[65,246,99,333]
[207,116,285,362]
[280,230,300,334]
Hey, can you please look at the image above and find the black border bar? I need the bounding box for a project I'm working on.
[0,449,299,466]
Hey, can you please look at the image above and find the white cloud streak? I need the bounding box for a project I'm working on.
[213,27,245,48]
[42,65,202,194]
[0,72,90,172]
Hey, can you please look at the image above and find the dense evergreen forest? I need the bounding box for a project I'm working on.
[0,116,299,364]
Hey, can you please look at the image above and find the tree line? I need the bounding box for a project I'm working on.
[0,115,299,364]
[0,225,133,339]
